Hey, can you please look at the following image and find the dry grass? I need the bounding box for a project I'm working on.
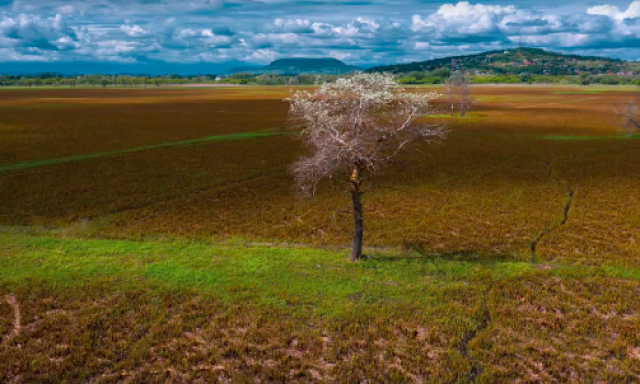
[476,275,640,383]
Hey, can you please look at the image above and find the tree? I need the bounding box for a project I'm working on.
[444,73,459,116]
[287,73,446,261]
[430,68,451,78]
[445,71,475,117]
[615,88,640,133]
[458,77,475,117]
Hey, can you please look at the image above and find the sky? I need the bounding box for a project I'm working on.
[2,0,640,74]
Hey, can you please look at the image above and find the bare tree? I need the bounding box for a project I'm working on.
[287,73,446,261]
[458,79,475,117]
[445,71,475,117]
[616,88,640,134]
[444,75,457,117]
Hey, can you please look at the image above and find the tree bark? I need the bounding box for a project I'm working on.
[350,168,363,262]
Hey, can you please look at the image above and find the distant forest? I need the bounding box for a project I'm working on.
[3,71,640,87]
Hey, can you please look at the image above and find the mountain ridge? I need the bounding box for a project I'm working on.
[367,47,638,76]
[226,57,361,75]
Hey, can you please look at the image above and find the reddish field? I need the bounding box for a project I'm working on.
[2,85,640,382]
[1,85,638,265]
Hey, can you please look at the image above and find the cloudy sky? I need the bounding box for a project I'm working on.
[2,0,640,74]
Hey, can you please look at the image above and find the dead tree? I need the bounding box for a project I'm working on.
[458,79,475,117]
[287,73,446,261]
[616,89,640,133]
[445,71,475,117]
[445,75,457,117]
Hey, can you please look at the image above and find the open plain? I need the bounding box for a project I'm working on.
[1,85,640,383]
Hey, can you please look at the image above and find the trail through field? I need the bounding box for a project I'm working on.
[0,130,295,174]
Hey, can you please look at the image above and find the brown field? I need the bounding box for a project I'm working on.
[2,85,640,382]
[1,85,638,264]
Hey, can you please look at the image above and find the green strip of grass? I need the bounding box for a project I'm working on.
[2,233,640,317]
[0,233,532,317]
[0,131,296,173]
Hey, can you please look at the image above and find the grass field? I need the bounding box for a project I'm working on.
[2,85,640,382]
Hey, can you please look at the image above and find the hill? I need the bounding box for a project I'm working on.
[368,47,640,76]
[229,58,361,75]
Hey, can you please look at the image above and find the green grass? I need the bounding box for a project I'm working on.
[0,233,528,317]
[0,130,296,173]
[2,232,640,316]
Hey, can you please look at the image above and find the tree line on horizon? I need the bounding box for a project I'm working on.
[3,70,640,87]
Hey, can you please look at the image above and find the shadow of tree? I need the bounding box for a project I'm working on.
[364,248,524,265]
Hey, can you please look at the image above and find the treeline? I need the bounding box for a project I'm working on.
[3,71,640,87]
[0,73,219,87]
[475,73,640,85]
[217,73,340,85]
[0,73,339,87]
[397,70,640,86]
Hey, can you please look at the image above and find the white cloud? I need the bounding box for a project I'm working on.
[245,48,278,62]
[120,24,149,37]
[273,18,313,33]
[436,2,516,18]
[587,4,622,18]
[513,33,592,47]
[0,13,77,50]
[589,1,640,21]
[55,5,76,14]
[411,2,518,36]
[0,47,48,61]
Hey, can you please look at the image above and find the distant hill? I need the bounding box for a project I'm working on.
[368,48,640,76]
[228,58,361,75]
